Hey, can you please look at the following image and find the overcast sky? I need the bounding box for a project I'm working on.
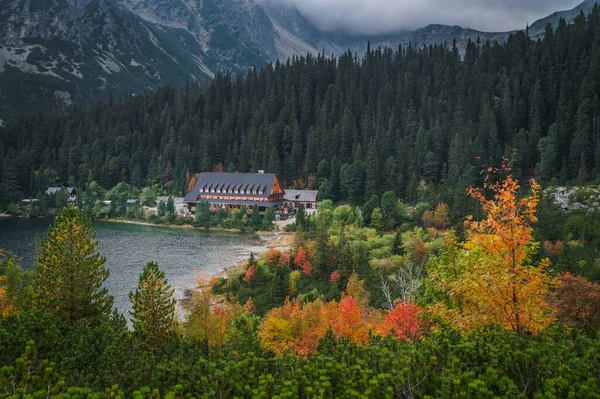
[278,0,584,35]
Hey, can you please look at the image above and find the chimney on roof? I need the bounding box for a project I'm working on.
[257,170,265,174]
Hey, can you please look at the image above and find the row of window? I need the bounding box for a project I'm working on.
[197,195,284,202]
[200,188,266,195]
[198,184,267,195]
[198,195,269,202]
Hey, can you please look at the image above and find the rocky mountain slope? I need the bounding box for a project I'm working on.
[0,0,597,123]
[0,0,219,121]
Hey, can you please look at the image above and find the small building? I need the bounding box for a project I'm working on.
[184,172,285,214]
[284,190,318,214]
[46,187,77,202]
[126,199,138,206]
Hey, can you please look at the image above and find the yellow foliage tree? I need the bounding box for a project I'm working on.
[183,274,244,348]
[0,276,10,317]
[345,271,369,307]
[257,299,299,354]
[429,165,556,334]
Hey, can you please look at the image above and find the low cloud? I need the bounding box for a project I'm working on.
[276,0,583,35]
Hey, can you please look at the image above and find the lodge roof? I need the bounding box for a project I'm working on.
[184,172,281,203]
[284,190,318,203]
[46,187,76,195]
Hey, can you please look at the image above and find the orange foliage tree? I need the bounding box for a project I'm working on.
[266,248,281,265]
[293,247,312,276]
[429,164,556,335]
[244,297,256,314]
[243,265,256,284]
[187,173,200,193]
[330,295,372,345]
[378,301,424,341]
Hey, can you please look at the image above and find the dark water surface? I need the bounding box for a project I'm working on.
[0,218,264,314]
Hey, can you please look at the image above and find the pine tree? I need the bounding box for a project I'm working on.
[129,261,176,345]
[37,205,113,323]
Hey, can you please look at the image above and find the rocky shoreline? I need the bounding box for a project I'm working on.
[211,231,296,279]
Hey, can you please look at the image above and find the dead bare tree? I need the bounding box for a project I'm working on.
[380,260,425,308]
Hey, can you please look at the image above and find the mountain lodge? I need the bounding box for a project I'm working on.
[184,172,285,214]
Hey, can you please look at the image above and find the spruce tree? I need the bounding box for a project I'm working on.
[129,261,176,345]
[250,205,261,231]
[157,200,166,217]
[296,204,306,228]
[37,205,113,323]
[195,201,212,227]
[262,207,275,230]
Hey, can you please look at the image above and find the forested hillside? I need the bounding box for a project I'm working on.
[1,7,600,212]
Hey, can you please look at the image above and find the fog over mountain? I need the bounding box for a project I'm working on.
[275,0,582,35]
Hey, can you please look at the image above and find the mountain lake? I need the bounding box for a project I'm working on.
[0,218,265,315]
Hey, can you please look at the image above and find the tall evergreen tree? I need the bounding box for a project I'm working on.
[37,205,113,323]
[129,261,176,345]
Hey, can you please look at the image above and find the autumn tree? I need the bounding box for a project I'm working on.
[330,295,372,345]
[345,271,369,307]
[554,273,600,331]
[244,297,256,314]
[243,264,256,284]
[429,164,556,334]
[0,250,34,316]
[294,247,312,276]
[212,163,225,173]
[184,274,243,349]
[258,303,296,355]
[423,203,451,229]
[378,301,424,342]
[37,205,113,323]
[187,173,200,193]
[129,261,176,345]
[0,276,9,317]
